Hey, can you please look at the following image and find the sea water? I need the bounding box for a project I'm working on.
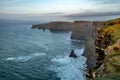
[0,24,86,80]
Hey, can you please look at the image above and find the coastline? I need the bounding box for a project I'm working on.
[32,18,120,80]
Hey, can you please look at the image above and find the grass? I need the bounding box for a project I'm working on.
[94,18,120,79]
[87,76,120,80]
[87,18,120,80]
[102,18,120,43]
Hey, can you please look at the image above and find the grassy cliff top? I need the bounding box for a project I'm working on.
[92,18,120,80]
[101,18,120,43]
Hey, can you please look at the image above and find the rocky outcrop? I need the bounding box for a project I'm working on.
[32,21,73,32]
[69,49,78,58]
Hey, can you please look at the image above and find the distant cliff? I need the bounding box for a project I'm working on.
[32,21,73,32]
[32,21,105,39]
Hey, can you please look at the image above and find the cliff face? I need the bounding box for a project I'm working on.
[71,21,105,69]
[32,21,105,40]
[32,21,73,32]
[71,21,105,40]
[83,36,96,69]
[49,22,73,32]
[71,21,92,40]
[87,18,120,79]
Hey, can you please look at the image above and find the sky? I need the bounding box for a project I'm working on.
[0,0,120,22]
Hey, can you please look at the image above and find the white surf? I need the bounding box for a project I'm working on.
[51,49,87,80]
[6,52,46,62]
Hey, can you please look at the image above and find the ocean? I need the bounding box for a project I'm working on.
[0,24,86,80]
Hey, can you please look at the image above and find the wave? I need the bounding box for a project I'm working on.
[6,52,46,62]
[51,49,87,80]
[71,39,85,42]
[75,49,84,56]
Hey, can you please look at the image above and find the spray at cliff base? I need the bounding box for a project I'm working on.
[51,49,87,80]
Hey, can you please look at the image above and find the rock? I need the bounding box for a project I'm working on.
[69,49,77,58]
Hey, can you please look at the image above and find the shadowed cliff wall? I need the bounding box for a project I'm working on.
[71,21,105,69]
[71,21,105,40]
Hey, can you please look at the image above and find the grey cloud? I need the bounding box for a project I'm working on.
[47,12,64,15]
[65,12,120,18]
[91,0,120,4]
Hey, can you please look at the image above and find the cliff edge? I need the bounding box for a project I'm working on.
[87,18,120,80]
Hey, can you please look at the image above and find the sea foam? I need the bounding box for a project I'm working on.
[51,49,87,80]
[6,52,46,62]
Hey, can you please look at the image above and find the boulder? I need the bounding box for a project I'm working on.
[69,49,78,58]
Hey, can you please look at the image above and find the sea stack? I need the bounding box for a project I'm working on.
[69,49,77,58]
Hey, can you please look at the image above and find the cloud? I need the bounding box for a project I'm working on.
[65,11,120,18]
[47,12,64,15]
[91,0,120,4]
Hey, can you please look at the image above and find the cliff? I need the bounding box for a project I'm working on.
[31,18,120,79]
[32,21,105,69]
[32,21,105,39]
[71,21,105,40]
[87,18,120,80]
[71,21,105,69]
[32,23,51,29]
[32,21,73,32]
[49,22,73,32]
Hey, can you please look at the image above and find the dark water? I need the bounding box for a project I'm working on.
[0,24,86,80]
